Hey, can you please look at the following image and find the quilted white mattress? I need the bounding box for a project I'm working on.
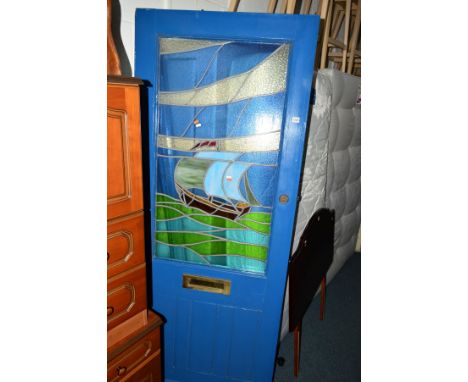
[280,69,361,340]
[324,69,361,280]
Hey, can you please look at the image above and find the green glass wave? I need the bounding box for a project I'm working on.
[189,214,245,229]
[156,194,272,235]
[236,218,271,234]
[156,205,183,219]
[158,199,211,216]
[157,193,180,203]
[157,194,271,224]
[156,204,270,234]
[186,241,268,261]
[156,231,219,245]
[241,212,271,224]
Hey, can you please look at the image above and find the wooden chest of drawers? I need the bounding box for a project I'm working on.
[107,80,144,220]
[107,76,162,381]
[107,212,146,279]
[107,263,147,330]
[108,311,163,382]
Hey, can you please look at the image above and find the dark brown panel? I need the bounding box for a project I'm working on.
[288,209,335,331]
[107,0,121,76]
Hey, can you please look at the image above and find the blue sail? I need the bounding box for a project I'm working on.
[222,162,251,202]
[204,161,233,200]
[195,152,250,203]
[195,152,240,161]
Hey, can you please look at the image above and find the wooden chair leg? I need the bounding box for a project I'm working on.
[331,9,344,39]
[341,0,351,72]
[267,0,278,13]
[320,275,326,320]
[293,319,302,377]
[279,0,288,14]
[228,0,240,12]
[319,0,330,19]
[286,0,297,14]
[347,0,361,74]
[320,0,333,69]
[301,0,312,14]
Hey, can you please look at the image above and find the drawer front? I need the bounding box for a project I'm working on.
[108,213,145,278]
[108,328,161,382]
[124,352,161,382]
[107,84,143,220]
[107,264,147,330]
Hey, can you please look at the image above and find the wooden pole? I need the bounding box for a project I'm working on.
[341,0,351,72]
[347,0,361,74]
[293,320,302,377]
[319,0,330,19]
[320,276,326,320]
[300,0,312,14]
[267,0,278,13]
[331,9,344,38]
[320,0,333,69]
[287,0,297,14]
[228,0,240,12]
[279,0,288,14]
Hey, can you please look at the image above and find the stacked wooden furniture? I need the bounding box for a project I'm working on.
[107,2,163,380]
[107,75,163,381]
[229,0,300,14]
[320,0,361,75]
[229,0,360,76]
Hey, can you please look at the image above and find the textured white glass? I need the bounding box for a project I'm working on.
[159,44,290,106]
[160,37,229,55]
[157,131,280,152]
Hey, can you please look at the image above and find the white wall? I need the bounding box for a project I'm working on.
[116,0,278,75]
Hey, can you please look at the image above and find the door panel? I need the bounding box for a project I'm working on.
[135,9,319,382]
[161,294,262,381]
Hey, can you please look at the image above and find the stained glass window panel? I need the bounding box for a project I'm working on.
[154,38,290,274]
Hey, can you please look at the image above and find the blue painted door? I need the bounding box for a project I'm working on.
[135,9,319,382]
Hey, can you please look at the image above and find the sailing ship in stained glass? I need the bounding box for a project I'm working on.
[175,151,259,220]
[155,37,290,273]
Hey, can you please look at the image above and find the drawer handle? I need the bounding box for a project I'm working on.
[116,366,127,376]
[107,252,110,261]
[107,306,114,316]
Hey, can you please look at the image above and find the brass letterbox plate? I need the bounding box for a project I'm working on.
[182,274,231,295]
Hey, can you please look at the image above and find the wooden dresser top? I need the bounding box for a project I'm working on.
[107,75,144,86]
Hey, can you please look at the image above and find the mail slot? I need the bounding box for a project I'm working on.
[182,274,231,295]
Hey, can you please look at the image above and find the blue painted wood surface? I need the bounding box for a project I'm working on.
[135,9,319,382]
